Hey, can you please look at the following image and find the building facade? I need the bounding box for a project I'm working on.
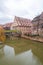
[32,12,43,36]
[11,16,33,35]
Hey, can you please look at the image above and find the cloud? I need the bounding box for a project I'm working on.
[0,0,43,24]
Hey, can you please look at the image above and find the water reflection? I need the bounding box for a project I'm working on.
[0,44,43,65]
[0,45,15,65]
[15,50,42,65]
[0,44,4,58]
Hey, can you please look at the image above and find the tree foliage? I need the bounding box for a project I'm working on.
[0,26,6,42]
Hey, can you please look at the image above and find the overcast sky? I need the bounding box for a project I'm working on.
[0,0,43,24]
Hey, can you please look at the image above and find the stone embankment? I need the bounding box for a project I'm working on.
[22,35,43,43]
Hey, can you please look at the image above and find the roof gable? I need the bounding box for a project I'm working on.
[14,16,32,26]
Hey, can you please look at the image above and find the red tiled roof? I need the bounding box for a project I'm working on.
[3,22,13,27]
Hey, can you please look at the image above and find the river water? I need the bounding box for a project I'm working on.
[0,41,43,65]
